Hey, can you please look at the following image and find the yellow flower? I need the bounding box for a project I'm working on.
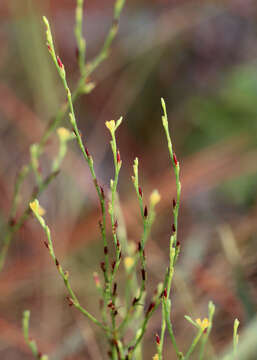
[150,190,161,206]
[124,256,135,271]
[153,354,159,360]
[196,318,209,331]
[105,120,116,133]
[29,199,45,216]
[57,127,71,141]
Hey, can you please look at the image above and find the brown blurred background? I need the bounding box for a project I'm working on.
[1,0,257,359]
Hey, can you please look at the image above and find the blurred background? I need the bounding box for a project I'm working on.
[1,0,257,359]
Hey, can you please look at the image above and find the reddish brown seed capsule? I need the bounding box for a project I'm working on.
[141,269,146,281]
[155,334,160,345]
[55,259,59,267]
[66,296,74,307]
[57,56,63,68]
[138,242,142,252]
[163,288,167,298]
[113,282,117,296]
[146,302,155,316]
[172,224,176,233]
[112,261,116,271]
[173,152,178,166]
[44,241,49,249]
[139,187,143,197]
[85,147,90,157]
[114,220,118,230]
[173,199,176,209]
[100,186,105,199]
[132,297,138,306]
[144,205,148,218]
[117,150,121,163]
[176,241,180,247]
[104,246,108,255]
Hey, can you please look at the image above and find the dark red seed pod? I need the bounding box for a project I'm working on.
[132,297,138,306]
[114,310,118,316]
[44,241,49,249]
[117,150,121,163]
[104,246,108,255]
[119,251,122,260]
[138,242,142,252]
[163,288,167,298]
[113,282,117,296]
[139,187,143,197]
[100,186,105,199]
[108,301,113,308]
[173,199,176,209]
[117,238,120,248]
[172,224,176,233]
[146,302,155,316]
[173,152,178,166]
[141,269,146,281]
[66,296,74,307]
[112,261,116,271]
[114,220,118,230]
[176,241,180,247]
[55,259,59,267]
[57,56,63,69]
[100,261,106,273]
[144,205,148,218]
[47,44,51,52]
[85,147,90,157]
[155,334,160,345]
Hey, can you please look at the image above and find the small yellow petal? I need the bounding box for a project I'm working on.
[57,127,71,141]
[196,317,209,330]
[30,199,45,216]
[202,318,209,330]
[150,190,161,206]
[105,120,116,132]
[124,256,135,271]
[153,354,159,360]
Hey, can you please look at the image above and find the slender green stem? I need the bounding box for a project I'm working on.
[0,0,126,273]
[0,170,59,272]
[22,310,48,360]
[158,98,182,358]
[184,330,203,360]
[30,202,109,333]
[74,0,86,76]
